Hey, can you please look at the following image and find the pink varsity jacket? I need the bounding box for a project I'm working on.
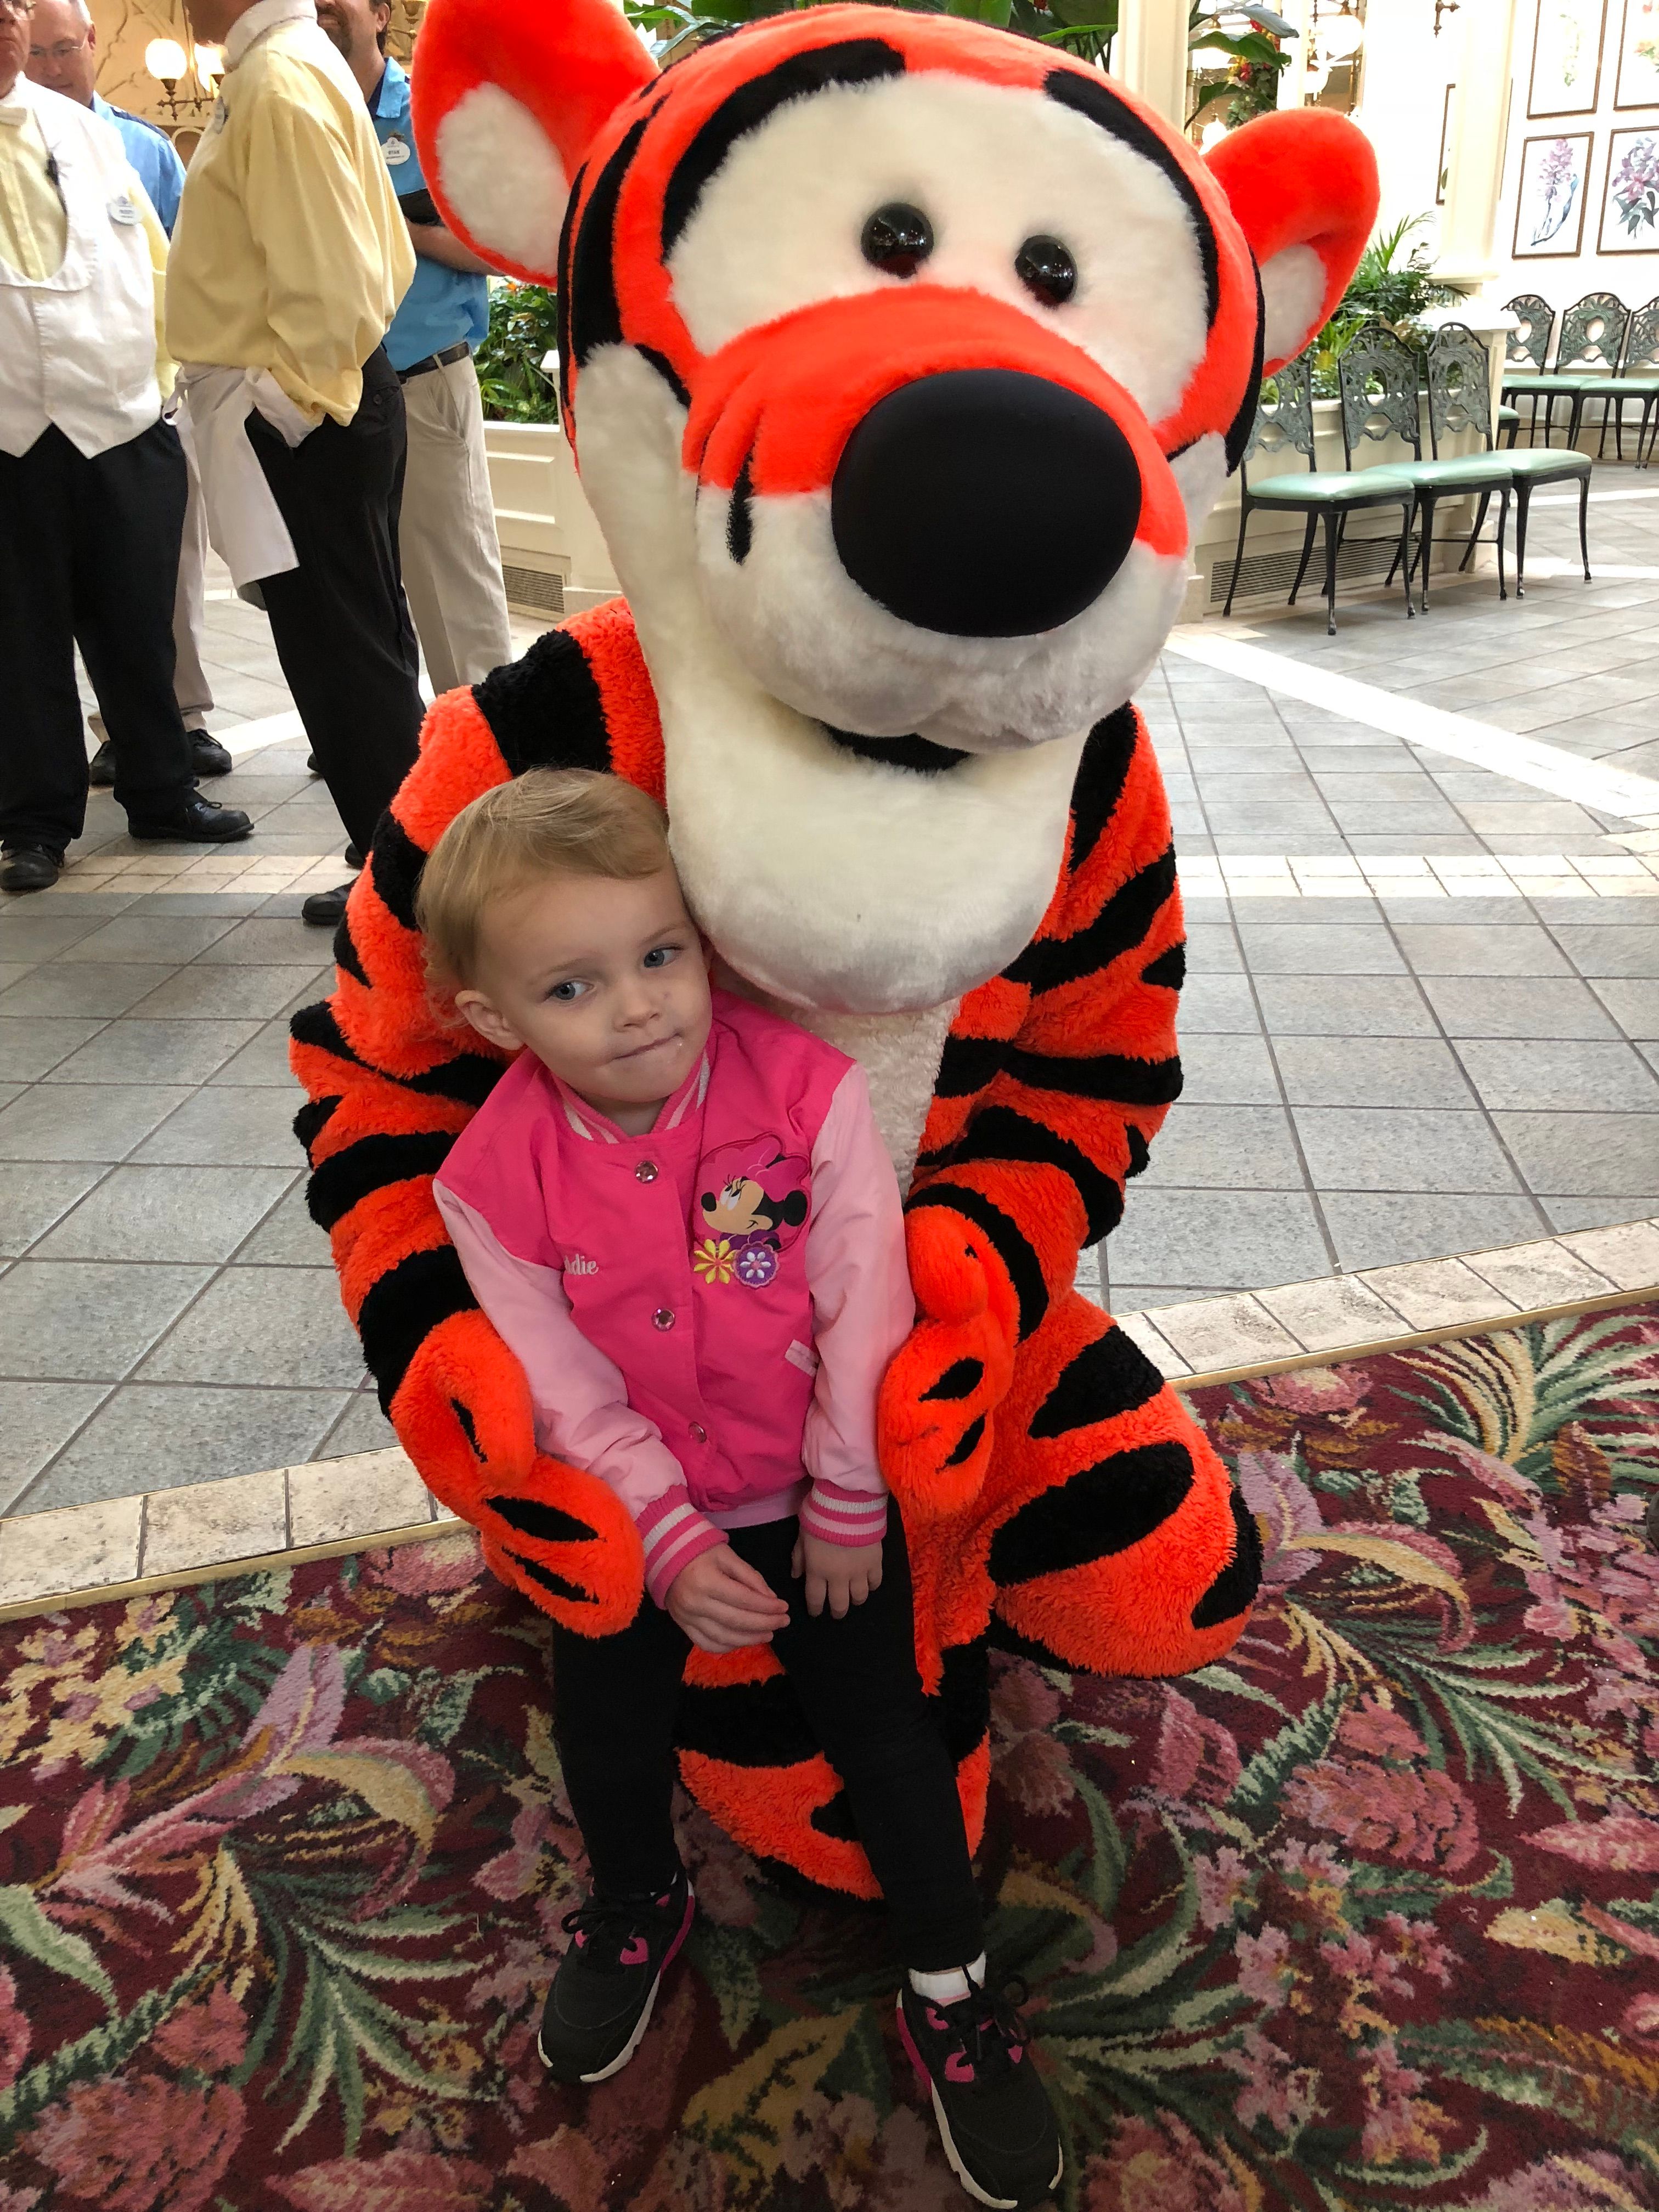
[433,990,915,1607]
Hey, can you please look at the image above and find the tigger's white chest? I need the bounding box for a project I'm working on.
[715,969,956,1190]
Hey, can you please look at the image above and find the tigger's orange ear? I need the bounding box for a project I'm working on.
[410,0,657,285]
[1206,109,1379,375]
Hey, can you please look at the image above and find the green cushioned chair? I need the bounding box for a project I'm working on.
[1577,297,1659,469]
[1409,321,1516,607]
[1432,315,1590,597]
[1331,325,1515,613]
[1222,352,1418,636]
[1498,403,1521,446]
[1503,292,1629,448]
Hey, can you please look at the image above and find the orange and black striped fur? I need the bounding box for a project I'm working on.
[292,1,1381,1891]
[291,602,1256,1891]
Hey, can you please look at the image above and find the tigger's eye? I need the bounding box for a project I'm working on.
[1015,234,1077,307]
[861,202,934,278]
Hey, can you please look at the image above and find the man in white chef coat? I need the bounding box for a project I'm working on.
[0,0,250,894]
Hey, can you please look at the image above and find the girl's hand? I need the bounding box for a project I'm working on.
[664,1543,791,1654]
[791,1530,883,1620]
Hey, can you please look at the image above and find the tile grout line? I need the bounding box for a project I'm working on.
[1225,696,1355,1280]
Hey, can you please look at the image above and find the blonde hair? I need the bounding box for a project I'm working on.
[416,768,672,995]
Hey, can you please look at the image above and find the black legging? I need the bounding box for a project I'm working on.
[546,1514,984,1972]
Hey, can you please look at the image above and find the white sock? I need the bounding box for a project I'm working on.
[907,1953,987,2005]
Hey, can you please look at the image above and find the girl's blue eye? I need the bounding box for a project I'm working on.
[643,944,679,970]
[549,980,582,1002]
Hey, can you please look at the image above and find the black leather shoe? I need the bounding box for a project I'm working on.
[306,753,321,775]
[345,843,364,871]
[302,882,352,927]
[127,792,254,843]
[88,740,116,787]
[189,731,234,778]
[1,845,63,893]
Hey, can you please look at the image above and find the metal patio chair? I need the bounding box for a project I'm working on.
[1334,324,1514,612]
[1504,291,1630,449]
[1222,352,1417,637]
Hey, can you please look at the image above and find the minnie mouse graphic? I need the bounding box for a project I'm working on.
[694,1137,810,1290]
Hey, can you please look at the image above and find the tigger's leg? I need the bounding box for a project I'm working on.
[961,1287,1259,1676]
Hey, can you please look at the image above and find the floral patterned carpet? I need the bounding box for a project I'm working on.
[2,1306,1658,2212]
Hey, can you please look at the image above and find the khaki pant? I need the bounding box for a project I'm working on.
[171,420,214,731]
[397,351,514,695]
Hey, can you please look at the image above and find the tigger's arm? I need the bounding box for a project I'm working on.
[287,621,654,1633]
[881,707,1183,1514]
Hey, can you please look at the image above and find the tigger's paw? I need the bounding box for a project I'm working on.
[482,1457,644,1637]
[879,1208,1018,1521]
[391,1307,644,1633]
[391,1306,538,1503]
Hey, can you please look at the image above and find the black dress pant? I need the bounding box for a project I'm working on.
[246,347,424,855]
[546,1514,985,1973]
[0,419,194,856]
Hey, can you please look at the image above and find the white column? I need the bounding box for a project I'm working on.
[1276,0,1313,109]
[1116,0,1190,128]
[1437,0,1520,288]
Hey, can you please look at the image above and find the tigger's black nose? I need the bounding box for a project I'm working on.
[829,367,1142,639]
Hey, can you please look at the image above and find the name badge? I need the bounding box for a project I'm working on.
[108,193,140,225]
[381,132,411,167]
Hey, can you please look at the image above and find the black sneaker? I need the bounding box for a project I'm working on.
[898,1975,1062,2210]
[88,739,116,787]
[538,1871,694,2085]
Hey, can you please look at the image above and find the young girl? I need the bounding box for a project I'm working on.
[418,769,1062,2211]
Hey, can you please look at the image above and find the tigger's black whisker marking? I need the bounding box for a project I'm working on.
[661,40,907,255]
[727,452,755,563]
[1043,69,1220,329]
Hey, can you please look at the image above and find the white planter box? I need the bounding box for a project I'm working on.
[483,419,619,620]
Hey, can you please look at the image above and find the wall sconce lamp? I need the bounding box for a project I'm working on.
[144,33,217,117]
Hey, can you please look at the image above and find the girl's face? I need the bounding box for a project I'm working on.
[456,867,713,1130]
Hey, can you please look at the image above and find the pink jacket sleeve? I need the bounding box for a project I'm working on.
[432,1180,727,1607]
[797,1064,915,1550]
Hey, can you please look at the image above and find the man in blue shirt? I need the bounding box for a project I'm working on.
[319,0,514,695]
[25,0,228,785]
[23,0,185,229]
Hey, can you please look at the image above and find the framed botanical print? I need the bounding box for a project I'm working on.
[1600,128,1659,250]
[1528,0,1607,117]
[1513,132,1594,255]
[1615,0,1659,105]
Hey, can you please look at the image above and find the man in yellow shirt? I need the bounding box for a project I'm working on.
[0,0,252,893]
[167,0,421,927]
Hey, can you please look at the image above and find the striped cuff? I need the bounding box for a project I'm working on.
[637,1488,727,1608]
[798,1477,889,1550]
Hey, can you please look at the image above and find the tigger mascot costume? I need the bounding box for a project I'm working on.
[290,0,1378,1896]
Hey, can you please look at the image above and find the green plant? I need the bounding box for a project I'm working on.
[475,280,561,424]
[1310,212,1458,394]
[1187,2,1296,130]
[623,0,1294,86]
